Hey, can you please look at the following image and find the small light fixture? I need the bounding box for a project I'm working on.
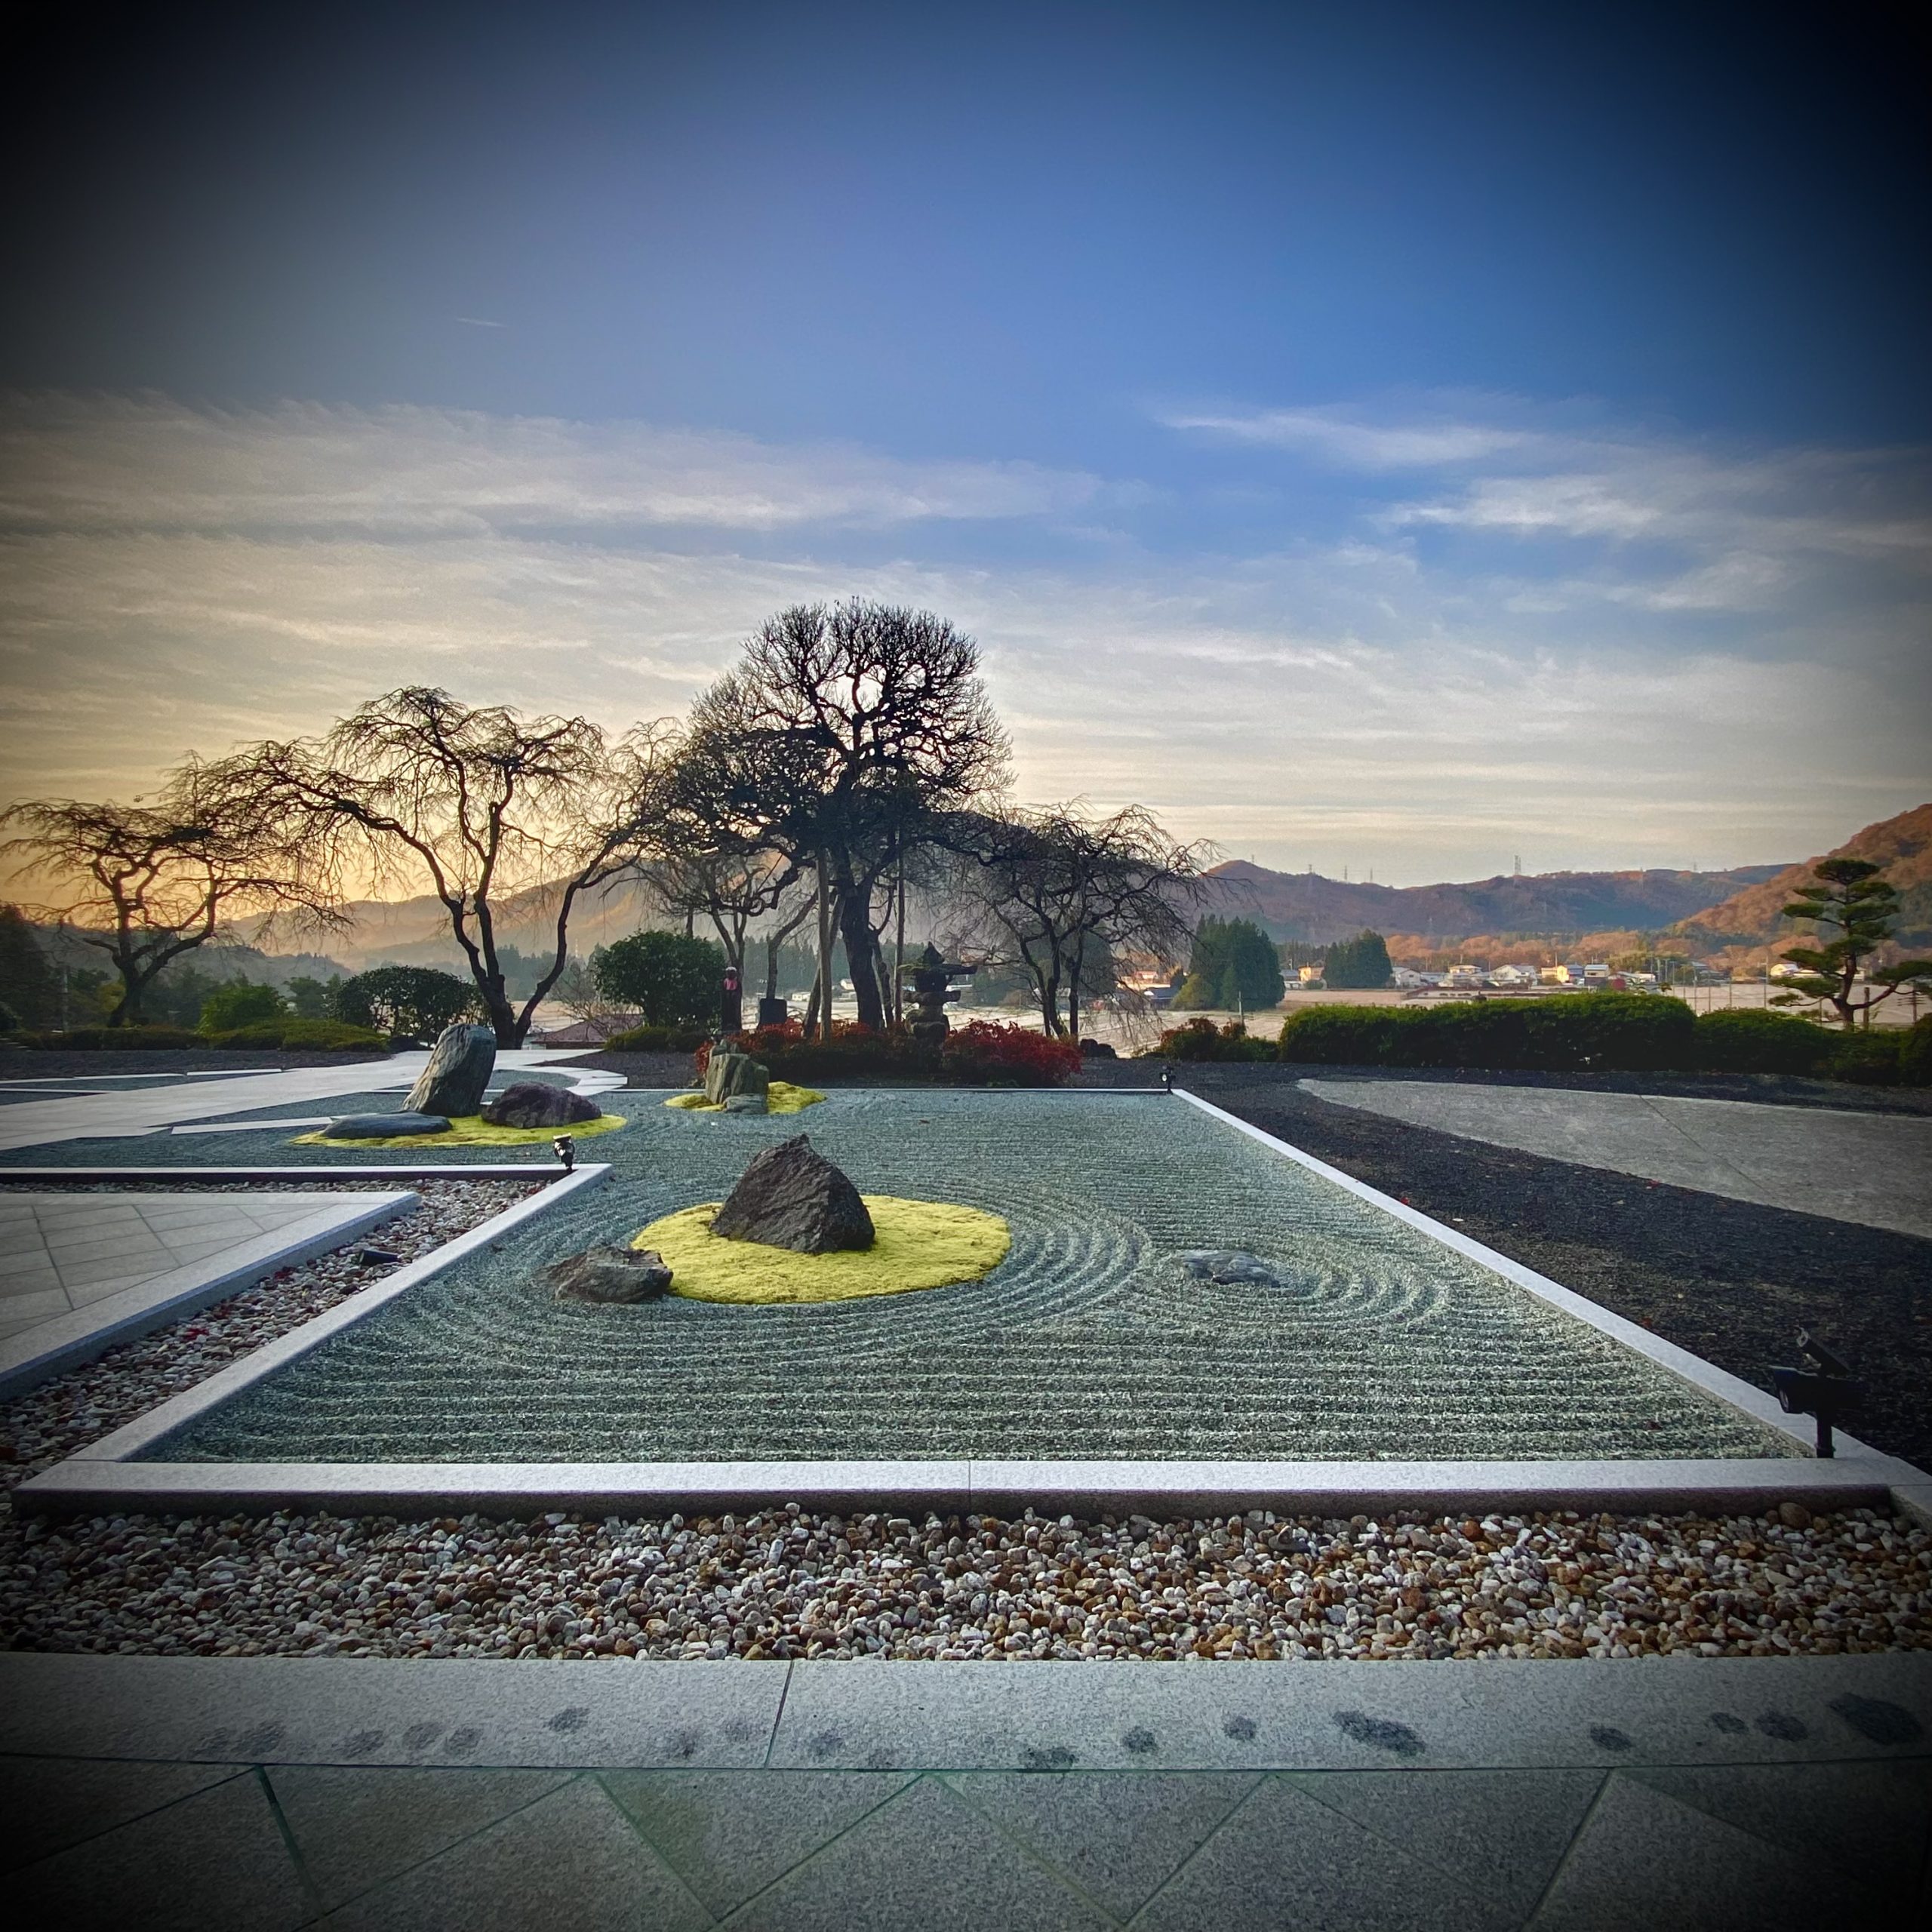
[552,1134,576,1172]
[1770,1331,1862,1458]
[1161,1064,1174,1092]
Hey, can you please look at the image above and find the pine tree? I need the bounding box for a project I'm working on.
[0,905,58,1029]
[1773,858,1932,1028]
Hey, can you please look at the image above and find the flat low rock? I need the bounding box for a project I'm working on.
[546,1244,674,1303]
[1178,1248,1285,1287]
[481,1081,602,1128]
[321,1112,451,1140]
[710,1133,874,1253]
[406,1022,497,1116]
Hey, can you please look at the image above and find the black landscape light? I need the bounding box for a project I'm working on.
[1770,1331,1863,1458]
[1161,1064,1174,1092]
[552,1134,576,1172]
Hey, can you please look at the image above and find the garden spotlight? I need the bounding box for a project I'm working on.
[552,1134,576,1172]
[1770,1330,1862,1458]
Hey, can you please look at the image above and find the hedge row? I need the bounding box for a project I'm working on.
[1149,998,1931,1084]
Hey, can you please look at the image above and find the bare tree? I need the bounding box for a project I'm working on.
[222,688,675,1044]
[2,758,336,1026]
[672,602,1008,1036]
[642,848,800,983]
[950,803,1210,1041]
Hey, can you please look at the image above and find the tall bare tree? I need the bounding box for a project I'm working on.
[221,688,675,1044]
[950,803,1209,1041]
[672,601,1008,1036]
[2,758,335,1026]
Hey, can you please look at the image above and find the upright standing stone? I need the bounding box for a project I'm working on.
[710,1134,874,1252]
[407,1023,497,1116]
[703,1050,771,1106]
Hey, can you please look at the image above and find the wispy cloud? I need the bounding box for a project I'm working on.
[0,389,1924,881]
[1158,403,1539,469]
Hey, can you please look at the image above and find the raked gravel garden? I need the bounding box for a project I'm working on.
[0,1093,1926,1663]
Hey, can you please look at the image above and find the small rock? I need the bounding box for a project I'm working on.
[1178,1249,1283,1288]
[406,1023,497,1116]
[722,1093,768,1115]
[321,1112,451,1140]
[710,1134,873,1253]
[481,1081,602,1128]
[1778,1501,1814,1530]
[546,1245,674,1304]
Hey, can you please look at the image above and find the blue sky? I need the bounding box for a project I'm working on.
[1,1,1926,881]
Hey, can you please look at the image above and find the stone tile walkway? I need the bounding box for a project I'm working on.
[2,1652,1924,1928]
[1301,1078,1932,1239]
[0,1189,414,1395]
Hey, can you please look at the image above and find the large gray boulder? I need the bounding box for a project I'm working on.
[407,1023,497,1116]
[703,1050,771,1106]
[481,1081,601,1128]
[546,1244,673,1304]
[710,1134,874,1254]
[321,1112,451,1140]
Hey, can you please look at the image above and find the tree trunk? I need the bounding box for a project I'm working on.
[836,869,888,1032]
[814,854,833,1044]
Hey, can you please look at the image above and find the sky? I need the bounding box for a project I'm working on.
[1,0,1927,885]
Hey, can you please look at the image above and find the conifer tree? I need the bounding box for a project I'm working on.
[1773,857,1932,1028]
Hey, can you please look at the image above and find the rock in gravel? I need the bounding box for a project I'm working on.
[1180,1249,1283,1288]
[1780,1500,1814,1529]
[710,1134,873,1253]
[722,1093,768,1115]
[322,1112,451,1139]
[407,1023,497,1116]
[703,1051,771,1106]
[547,1244,674,1303]
[481,1081,601,1128]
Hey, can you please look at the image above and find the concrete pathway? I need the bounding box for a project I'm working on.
[0,1651,1924,1927]
[1302,1079,1932,1240]
[0,1189,415,1395]
[0,1049,613,1155]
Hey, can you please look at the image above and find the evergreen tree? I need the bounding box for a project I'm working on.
[1774,858,1932,1028]
[1172,917,1284,1010]
[0,905,58,1028]
[1323,930,1395,989]
[592,929,726,1026]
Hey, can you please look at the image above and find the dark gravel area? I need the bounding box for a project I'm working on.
[1151,1067,1932,1472]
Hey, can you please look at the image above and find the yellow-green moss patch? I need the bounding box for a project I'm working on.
[632,1195,1009,1304]
[292,1112,629,1150]
[663,1081,826,1115]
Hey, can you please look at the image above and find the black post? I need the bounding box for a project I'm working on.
[721,964,743,1038]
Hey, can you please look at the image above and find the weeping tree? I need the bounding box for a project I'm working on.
[949,803,1209,1041]
[1,760,336,1026]
[1772,857,1932,1029]
[670,601,1008,1038]
[218,688,677,1044]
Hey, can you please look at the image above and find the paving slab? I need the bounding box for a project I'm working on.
[1300,1079,1932,1239]
[0,1187,415,1396]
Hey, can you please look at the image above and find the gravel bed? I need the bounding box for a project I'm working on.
[2,1501,1924,1660]
[0,1178,545,1492]
[1168,1070,1932,1470]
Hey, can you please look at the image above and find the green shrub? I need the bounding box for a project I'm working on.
[203,1019,388,1052]
[333,965,480,1039]
[604,1023,712,1054]
[198,981,287,1033]
[592,931,724,1027]
[1275,1005,1412,1065]
[5,1025,203,1051]
[1692,1009,1838,1075]
[1143,1017,1276,1061]
[1897,1016,1932,1088]
[1278,993,1695,1072]
[1829,1030,1903,1086]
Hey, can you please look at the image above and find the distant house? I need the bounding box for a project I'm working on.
[1487,964,1536,987]
[1391,966,1429,989]
[1444,964,1484,988]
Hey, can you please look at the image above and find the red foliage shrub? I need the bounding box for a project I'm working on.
[940,1019,1083,1084]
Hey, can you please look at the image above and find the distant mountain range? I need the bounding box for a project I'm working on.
[217,802,1929,973]
[1202,859,1787,948]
